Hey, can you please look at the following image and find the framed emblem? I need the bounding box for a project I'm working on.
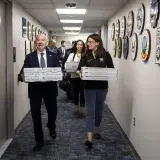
[123,36,129,59]
[131,33,138,60]
[150,0,159,28]
[22,17,27,38]
[121,16,126,38]
[155,25,160,64]
[32,25,35,41]
[34,27,37,37]
[111,23,115,40]
[137,3,145,34]
[141,29,151,62]
[112,39,117,57]
[115,19,120,38]
[27,21,32,40]
[117,37,122,58]
[127,11,134,37]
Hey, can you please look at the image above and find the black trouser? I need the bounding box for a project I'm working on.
[29,83,57,144]
[71,78,85,107]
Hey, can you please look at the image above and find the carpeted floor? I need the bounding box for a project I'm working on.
[0,89,138,160]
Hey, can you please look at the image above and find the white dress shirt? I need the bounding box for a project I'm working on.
[61,47,65,57]
[37,49,47,67]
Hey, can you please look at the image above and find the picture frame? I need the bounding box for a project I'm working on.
[22,17,27,38]
[111,23,115,40]
[27,21,32,40]
[117,37,122,58]
[123,35,129,59]
[121,16,126,38]
[150,0,159,28]
[137,3,145,34]
[155,25,160,64]
[115,19,120,38]
[131,33,138,60]
[141,29,151,62]
[127,10,134,37]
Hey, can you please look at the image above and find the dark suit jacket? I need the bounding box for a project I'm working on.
[22,50,60,98]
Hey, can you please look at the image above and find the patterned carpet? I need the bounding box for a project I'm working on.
[0,89,138,160]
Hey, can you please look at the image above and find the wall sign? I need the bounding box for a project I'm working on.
[150,0,159,28]
[127,11,134,37]
[121,16,126,38]
[123,35,129,59]
[117,37,122,58]
[137,3,145,34]
[115,19,120,38]
[131,33,138,60]
[156,26,160,64]
[141,29,151,62]
[27,21,32,40]
[22,17,27,38]
[111,23,115,40]
[112,39,117,57]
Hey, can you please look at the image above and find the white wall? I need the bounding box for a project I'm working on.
[107,0,160,159]
[13,0,48,129]
[56,35,89,48]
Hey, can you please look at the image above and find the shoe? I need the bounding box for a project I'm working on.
[32,142,44,152]
[85,140,93,148]
[49,130,56,139]
[93,133,102,139]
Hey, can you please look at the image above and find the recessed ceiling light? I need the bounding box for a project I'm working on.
[60,20,83,23]
[63,27,81,30]
[65,32,79,35]
[56,9,86,14]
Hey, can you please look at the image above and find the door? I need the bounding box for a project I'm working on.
[0,1,7,147]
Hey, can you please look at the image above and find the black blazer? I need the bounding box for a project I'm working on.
[22,50,60,98]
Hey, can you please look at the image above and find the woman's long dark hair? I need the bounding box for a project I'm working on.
[70,40,85,54]
[86,33,106,57]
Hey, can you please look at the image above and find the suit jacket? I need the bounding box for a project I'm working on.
[22,50,60,98]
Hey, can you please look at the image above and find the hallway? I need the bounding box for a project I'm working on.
[0,89,137,160]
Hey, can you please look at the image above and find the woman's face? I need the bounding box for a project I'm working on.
[87,38,99,51]
[76,41,83,52]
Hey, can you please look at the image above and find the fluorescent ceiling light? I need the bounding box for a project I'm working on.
[56,9,86,14]
[65,32,79,35]
[60,20,83,23]
[63,27,81,30]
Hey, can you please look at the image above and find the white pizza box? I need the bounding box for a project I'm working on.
[24,67,62,82]
[65,62,79,72]
[82,75,117,81]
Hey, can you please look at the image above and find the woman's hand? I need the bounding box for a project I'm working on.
[76,70,83,80]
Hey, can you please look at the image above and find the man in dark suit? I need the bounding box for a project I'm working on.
[21,34,60,152]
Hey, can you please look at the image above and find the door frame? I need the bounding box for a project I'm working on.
[2,0,14,139]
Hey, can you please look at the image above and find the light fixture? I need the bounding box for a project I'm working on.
[56,9,86,14]
[60,20,83,23]
[65,32,79,35]
[63,27,81,30]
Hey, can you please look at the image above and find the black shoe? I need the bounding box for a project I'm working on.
[32,143,44,152]
[93,133,102,139]
[49,130,56,139]
[85,140,93,148]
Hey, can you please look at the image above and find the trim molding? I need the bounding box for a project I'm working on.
[14,111,30,134]
[106,105,142,160]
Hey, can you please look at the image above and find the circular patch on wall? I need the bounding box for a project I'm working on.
[121,16,126,38]
[115,19,120,38]
[123,35,129,59]
[117,37,122,58]
[131,33,138,60]
[127,10,134,37]
[111,23,115,40]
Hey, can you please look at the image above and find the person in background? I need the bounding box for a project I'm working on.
[76,33,114,148]
[47,40,57,53]
[65,40,86,118]
[21,34,60,152]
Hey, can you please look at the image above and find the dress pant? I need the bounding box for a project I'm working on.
[29,82,57,144]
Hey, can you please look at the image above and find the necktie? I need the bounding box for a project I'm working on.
[40,53,45,68]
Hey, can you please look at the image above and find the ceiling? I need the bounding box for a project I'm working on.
[16,0,128,36]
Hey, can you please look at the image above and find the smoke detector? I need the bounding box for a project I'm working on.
[65,2,76,8]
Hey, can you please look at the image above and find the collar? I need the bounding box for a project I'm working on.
[37,49,46,55]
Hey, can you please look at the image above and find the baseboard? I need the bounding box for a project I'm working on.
[14,110,30,134]
[105,105,142,160]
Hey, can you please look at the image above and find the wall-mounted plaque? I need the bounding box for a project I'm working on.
[156,25,160,64]
[150,0,159,28]
[117,37,122,58]
[141,29,151,62]
[22,17,27,38]
[127,11,134,37]
[32,25,35,41]
[123,35,129,59]
[111,23,115,40]
[112,39,117,57]
[137,3,145,34]
[115,19,120,38]
[131,33,138,60]
[121,16,126,38]
[27,21,32,40]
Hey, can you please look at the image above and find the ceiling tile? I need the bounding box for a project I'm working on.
[21,3,54,9]
[16,0,52,3]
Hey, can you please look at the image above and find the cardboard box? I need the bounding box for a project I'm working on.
[24,67,62,82]
[65,62,79,72]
